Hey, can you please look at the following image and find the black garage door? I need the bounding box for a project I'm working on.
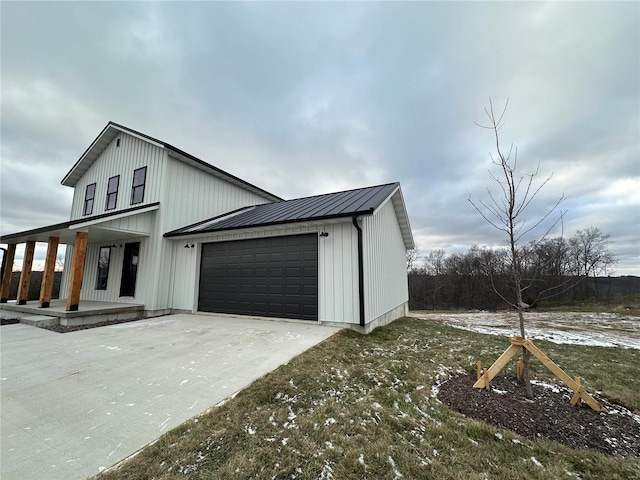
[198,234,318,321]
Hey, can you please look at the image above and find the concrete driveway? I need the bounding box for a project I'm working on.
[1,314,341,480]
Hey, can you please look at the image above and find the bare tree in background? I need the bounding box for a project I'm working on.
[406,246,421,273]
[569,227,617,295]
[56,253,65,271]
[469,99,565,399]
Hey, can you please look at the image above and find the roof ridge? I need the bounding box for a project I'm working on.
[273,181,399,204]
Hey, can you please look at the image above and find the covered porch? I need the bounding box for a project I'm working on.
[0,204,158,314]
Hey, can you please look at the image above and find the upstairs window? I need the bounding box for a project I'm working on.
[131,166,147,205]
[83,183,96,215]
[105,175,119,210]
[95,246,112,290]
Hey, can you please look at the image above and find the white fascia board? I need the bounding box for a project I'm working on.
[371,185,400,215]
[111,125,164,148]
[164,217,353,242]
[88,226,151,237]
[61,125,165,186]
[69,205,159,230]
[371,186,415,250]
[391,189,415,250]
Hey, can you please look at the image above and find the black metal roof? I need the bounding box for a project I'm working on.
[165,183,400,237]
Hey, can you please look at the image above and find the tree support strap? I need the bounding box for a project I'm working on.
[473,336,605,412]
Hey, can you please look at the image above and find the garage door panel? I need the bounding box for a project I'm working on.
[198,234,318,321]
[286,267,301,276]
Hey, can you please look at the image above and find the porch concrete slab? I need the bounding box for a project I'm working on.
[19,315,60,327]
[1,299,144,318]
[1,314,341,480]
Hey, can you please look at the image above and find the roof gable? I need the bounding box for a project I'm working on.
[60,122,281,202]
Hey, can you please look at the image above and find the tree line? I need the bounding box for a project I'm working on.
[408,227,618,310]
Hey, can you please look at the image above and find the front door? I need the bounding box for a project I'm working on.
[120,242,140,297]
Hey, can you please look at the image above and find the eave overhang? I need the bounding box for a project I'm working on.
[1,203,160,245]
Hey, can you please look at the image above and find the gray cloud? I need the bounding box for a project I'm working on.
[1,2,638,274]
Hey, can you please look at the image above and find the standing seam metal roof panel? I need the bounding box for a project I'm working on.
[165,182,400,236]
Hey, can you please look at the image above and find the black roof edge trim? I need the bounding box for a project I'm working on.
[60,122,114,186]
[1,202,160,242]
[163,205,254,237]
[163,208,375,238]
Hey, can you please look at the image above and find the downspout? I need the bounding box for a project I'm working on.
[352,216,365,327]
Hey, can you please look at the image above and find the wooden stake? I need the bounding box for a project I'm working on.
[517,359,524,381]
[473,344,520,389]
[474,336,604,412]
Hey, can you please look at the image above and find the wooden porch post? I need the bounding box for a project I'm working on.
[39,236,60,308]
[17,241,35,305]
[1,244,16,302]
[66,232,88,311]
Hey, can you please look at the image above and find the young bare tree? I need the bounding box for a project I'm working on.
[469,99,564,398]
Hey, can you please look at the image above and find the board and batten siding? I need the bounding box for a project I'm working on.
[168,220,360,324]
[99,211,156,235]
[160,156,274,232]
[152,156,277,310]
[362,195,409,323]
[318,222,359,324]
[59,237,150,304]
[69,133,166,220]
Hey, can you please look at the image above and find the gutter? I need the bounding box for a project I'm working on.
[352,216,365,327]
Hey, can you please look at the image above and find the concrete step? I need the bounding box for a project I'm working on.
[19,315,60,327]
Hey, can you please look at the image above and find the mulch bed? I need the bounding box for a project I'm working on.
[437,375,640,457]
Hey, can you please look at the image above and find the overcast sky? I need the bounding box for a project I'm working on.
[1,1,638,275]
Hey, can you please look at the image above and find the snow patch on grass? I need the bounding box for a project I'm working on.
[530,456,544,468]
[319,462,333,479]
[388,455,403,478]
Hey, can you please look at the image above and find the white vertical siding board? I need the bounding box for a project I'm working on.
[362,199,409,322]
[100,211,154,234]
[159,156,273,233]
[59,245,72,296]
[69,133,166,221]
[147,155,171,311]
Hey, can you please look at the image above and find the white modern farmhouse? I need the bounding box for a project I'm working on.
[0,123,414,332]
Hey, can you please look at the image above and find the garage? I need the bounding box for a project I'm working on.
[198,234,318,321]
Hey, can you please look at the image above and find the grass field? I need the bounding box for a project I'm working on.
[96,316,640,480]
